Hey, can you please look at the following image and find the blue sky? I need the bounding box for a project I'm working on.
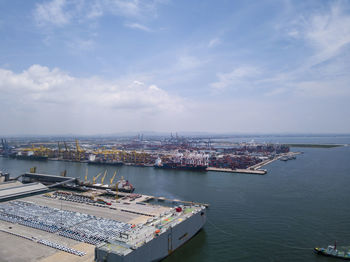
[0,0,349,135]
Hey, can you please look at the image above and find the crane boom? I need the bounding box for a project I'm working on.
[92,172,102,184]
[75,139,80,161]
[101,170,107,185]
[110,171,117,185]
[75,139,81,152]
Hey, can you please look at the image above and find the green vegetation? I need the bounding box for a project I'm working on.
[287,144,342,148]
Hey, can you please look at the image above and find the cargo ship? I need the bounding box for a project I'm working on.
[154,156,208,172]
[10,153,48,161]
[155,162,208,171]
[88,154,123,166]
[87,160,123,166]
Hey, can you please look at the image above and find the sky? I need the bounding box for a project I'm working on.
[0,0,350,135]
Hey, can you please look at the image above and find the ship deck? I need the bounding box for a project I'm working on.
[0,185,206,262]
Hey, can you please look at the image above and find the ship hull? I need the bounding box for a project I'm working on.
[314,248,350,260]
[11,155,48,161]
[154,164,207,172]
[95,207,206,262]
[88,161,123,166]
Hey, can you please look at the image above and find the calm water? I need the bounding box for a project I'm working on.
[1,138,350,262]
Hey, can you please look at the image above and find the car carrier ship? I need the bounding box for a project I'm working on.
[0,171,207,262]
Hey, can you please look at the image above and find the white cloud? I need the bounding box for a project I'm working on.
[86,1,104,19]
[176,55,202,71]
[288,1,350,67]
[34,0,164,27]
[264,87,288,97]
[287,29,299,38]
[125,22,152,32]
[208,38,221,48]
[0,65,73,92]
[34,0,70,26]
[256,1,350,98]
[133,80,144,86]
[295,79,350,97]
[107,0,144,18]
[210,66,261,90]
[66,38,95,52]
[0,65,183,113]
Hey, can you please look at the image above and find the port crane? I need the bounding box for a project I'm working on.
[63,141,72,160]
[75,139,85,161]
[1,139,11,156]
[57,142,62,158]
[92,172,102,184]
[110,171,117,185]
[84,167,88,182]
[100,170,107,185]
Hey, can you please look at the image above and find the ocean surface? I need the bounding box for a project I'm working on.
[1,136,350,262]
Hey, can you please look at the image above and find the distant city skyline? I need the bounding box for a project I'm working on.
[1,0,350,135]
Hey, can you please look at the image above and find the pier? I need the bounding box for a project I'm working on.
[207,152,301,175]
[206,167,266,175]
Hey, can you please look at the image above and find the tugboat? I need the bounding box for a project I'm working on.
[314,241,350,260]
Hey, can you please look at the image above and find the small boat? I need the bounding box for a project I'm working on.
[314,241,350,260]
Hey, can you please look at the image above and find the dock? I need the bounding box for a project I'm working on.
[207,152,301,175]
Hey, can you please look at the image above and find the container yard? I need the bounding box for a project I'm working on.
[1,136,297,174]
[0,172,207,262]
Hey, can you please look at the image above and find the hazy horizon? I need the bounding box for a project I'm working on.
[1,0,350,135]
[1,131,349,139]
